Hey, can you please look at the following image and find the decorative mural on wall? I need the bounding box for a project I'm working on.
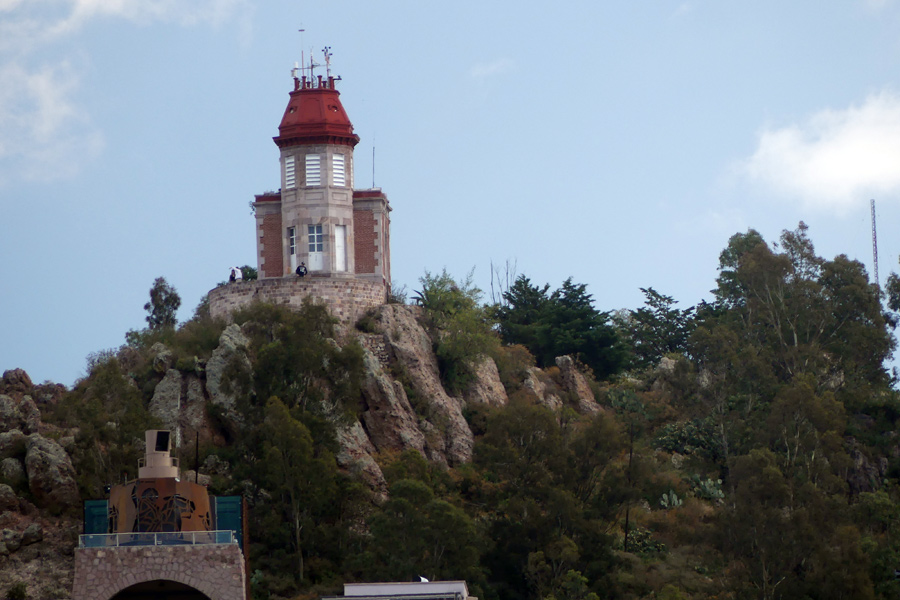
[108,479,212,533]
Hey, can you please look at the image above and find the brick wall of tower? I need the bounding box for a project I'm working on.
[260,212,283,278]
[382,209,391,286]
[354,210,376,274]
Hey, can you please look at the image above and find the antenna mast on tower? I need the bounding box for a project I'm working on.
[323,46,333,79]
[871,198,880,290]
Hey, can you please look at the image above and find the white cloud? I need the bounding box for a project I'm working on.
[864,0,894,10]
[57,0,250,32]
[0,61,103,183]
[470,58,514,79]
[739,92,900,214]
[0,0,250,184]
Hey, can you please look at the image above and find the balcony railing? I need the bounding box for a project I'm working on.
[137,456,179,469]
[78,530,236,548]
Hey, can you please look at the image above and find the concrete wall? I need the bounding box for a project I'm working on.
[72,544,245,600]
[208,276,387,324]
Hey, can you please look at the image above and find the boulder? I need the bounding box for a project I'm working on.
[149,369,183,446]
[524,368,562,410]
[150,342,174,373]
[1,457,25,487]
[24,434,80,510]
[0,395,22,432]
[1,529,21,552]
[464,356,508,407]
[1,368,33,396]
[656,356,678,375]
[21,522,42,546]
[182,375,212,445]
[555,355,602,414]
[378,305,474,465]
[0,484,18,512]
[207,324,251,415]
[180,470,212,487]
[0,429,27,459]
[19,396,41,434]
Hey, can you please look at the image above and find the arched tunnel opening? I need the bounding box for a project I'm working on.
[111,579,212,600]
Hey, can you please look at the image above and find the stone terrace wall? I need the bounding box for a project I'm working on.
[209,276,387,324]
[72,544,245,600]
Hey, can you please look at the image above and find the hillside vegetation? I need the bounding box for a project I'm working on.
[2,222,900,600]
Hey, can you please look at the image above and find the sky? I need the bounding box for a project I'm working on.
[4,0,900,386]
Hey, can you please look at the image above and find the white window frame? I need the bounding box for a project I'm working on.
[284,156,296,189]
[332,154,346,187]
[307,224,324,253]
[305,154,321,187]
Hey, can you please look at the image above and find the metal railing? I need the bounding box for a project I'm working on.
[79,530,236,548]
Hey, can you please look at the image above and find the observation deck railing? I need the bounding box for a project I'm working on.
[78,530,236,548]
[137,456,179,469]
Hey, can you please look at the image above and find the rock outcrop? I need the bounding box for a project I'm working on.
[377,305,474,465]
[24,434,80,510]
[358,347,426,456]
[207,324,251,416]
[335,421,387,493]
[0,369,33,396]
[464,356,508,408]
[555,355,602,414]
[523,368,562,410]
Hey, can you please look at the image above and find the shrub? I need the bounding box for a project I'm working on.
[622,526,667,557]
[414,269,498,394]
[490,344,535,393]
[7,580,27,600]
[356,310,379,333]
[688,475,724,502]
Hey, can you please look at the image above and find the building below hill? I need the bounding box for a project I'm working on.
[324,580,476,600]
[210,50,391,324]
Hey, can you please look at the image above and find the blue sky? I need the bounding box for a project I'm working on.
[4,0,900,386]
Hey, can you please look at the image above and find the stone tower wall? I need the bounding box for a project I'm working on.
[208,277,387,324]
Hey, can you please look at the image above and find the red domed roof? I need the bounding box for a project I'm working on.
[274,76,360,148]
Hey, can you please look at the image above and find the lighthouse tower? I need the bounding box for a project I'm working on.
[209,50,391,323]
[253,51,390,284]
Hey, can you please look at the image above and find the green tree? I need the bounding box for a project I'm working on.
[497,276,626,380]
[359,479,483,583]
[144,276,181,329]
[259,397,341,583]
[233,301,364,420]
[624,287,696,370]
[707,223,891,391]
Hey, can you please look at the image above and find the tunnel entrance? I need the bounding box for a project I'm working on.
[111,579,212,600]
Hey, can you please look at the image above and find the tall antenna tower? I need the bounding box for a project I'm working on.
[871,198,880,290]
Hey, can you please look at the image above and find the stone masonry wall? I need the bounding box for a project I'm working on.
[208,277,387,324]
[72,544,245,600]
